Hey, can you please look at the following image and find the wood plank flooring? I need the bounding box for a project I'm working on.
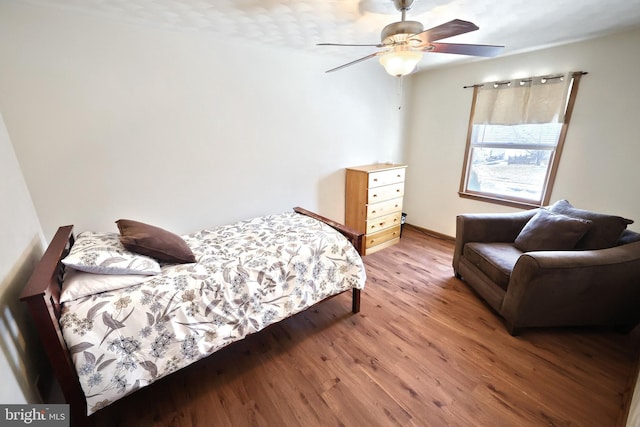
[92,226,640,427]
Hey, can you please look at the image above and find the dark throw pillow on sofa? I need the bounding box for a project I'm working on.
[616,229,640,246]
[548,200,633,250]
[116,219,196,264]
[514,209,592,252]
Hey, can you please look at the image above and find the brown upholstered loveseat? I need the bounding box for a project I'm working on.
[453,200,640,335]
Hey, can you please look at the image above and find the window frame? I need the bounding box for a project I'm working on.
[458,72,584,209]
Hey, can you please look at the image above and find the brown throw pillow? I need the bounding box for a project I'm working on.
[514,209,592,252]
[548,200,633,250]
[116,219,196,264]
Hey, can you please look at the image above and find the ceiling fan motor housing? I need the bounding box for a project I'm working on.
[381,20,424,44]
[393,0,415,11]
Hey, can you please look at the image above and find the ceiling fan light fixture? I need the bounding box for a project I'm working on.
[379,47,423,77]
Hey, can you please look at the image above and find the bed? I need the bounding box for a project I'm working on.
[20,207,366,426]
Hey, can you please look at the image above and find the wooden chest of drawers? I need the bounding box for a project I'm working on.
[345,164,407,255]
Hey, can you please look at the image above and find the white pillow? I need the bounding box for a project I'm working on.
[62,231,161,275]
[61,268,149,302]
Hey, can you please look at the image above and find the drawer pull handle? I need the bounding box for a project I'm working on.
[379,222,384,226]
[373,178,378,182]
[371,210,377,214]
[372,194,378,198]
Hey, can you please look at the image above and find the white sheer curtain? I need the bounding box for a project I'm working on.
[473,73,572,125]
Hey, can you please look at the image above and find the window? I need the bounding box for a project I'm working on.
[459,72,584,208]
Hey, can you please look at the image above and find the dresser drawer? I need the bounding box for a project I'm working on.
[368,168,406,188]
[366,197,403,218]
[364,225,401,254]
[367,182,404,204]
[365,212,402,234]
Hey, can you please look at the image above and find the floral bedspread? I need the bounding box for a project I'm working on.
[60,212,366,415]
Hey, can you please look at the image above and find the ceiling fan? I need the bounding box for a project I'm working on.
[318,0,504,76]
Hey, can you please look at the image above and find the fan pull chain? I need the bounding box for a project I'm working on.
[397,76,404,110]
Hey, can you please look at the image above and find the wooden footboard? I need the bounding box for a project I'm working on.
[293,207,363,254]
[20,209,364,426]
[294,207,364,313]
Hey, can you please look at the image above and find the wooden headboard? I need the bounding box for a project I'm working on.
[19,225,89,423]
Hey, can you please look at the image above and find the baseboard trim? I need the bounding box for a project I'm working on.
[404,223,454,241]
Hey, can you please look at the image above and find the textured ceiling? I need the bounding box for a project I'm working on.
[23,0,640,72]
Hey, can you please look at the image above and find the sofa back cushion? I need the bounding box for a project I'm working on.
[548,200,633,250]
[514,209,592,252]
[617,229,640,246]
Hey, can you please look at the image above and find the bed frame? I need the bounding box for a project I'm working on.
[19,207,364,427]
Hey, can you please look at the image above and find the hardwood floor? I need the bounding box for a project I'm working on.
[93,226,640,427]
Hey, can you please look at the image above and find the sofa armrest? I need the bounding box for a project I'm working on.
[501,241,640,330]
[453,209,538,274]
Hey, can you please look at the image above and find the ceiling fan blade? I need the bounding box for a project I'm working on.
[318,42,385,48]
[410,19,479,44]
[426,42,504,57]
[325,52,381,73]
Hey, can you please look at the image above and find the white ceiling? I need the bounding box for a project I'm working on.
[23,0,640,72]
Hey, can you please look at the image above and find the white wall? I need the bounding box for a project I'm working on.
[403,27,640,237]
[0,112,46,404]
[0,1,405,240]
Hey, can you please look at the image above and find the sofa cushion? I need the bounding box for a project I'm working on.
[514,209,592,252]
[463,242,523,290]
[548,200,633,250]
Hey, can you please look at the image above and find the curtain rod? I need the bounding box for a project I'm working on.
[463,71,588,89]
